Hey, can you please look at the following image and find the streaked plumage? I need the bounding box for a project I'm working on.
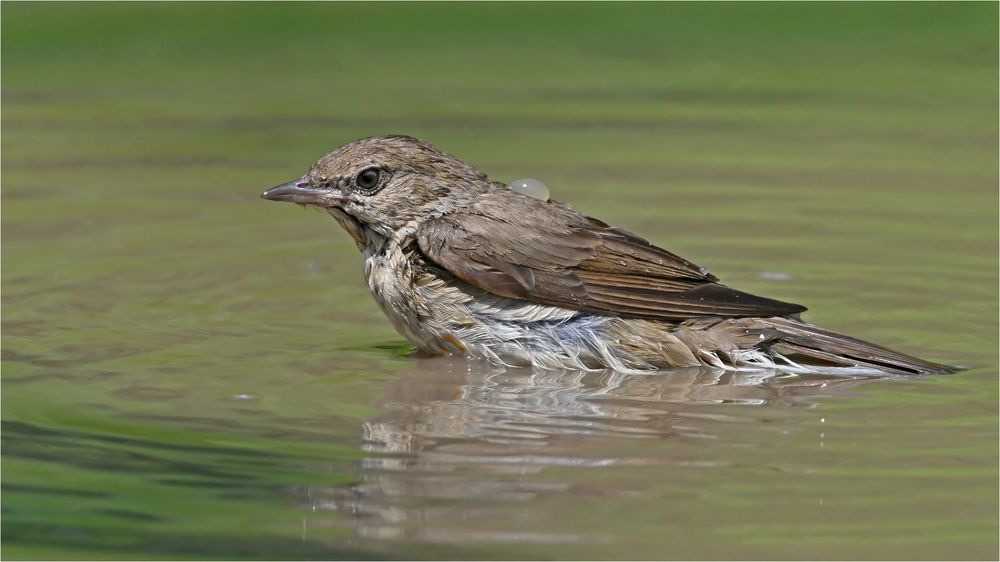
[261,135,955,375]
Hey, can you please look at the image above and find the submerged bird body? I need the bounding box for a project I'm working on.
[262,135,953,375]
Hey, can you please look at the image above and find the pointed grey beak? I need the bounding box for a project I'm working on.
[261,177,340,205]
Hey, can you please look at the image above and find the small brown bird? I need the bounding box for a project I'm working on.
[261,135,953,375]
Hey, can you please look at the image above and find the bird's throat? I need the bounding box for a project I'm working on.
[323,207,368,251]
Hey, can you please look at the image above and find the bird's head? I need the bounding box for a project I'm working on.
[261,135,491,245]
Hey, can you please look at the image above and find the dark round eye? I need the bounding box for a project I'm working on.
[356,168,380,191]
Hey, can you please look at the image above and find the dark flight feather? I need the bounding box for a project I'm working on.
[762,317,956,374]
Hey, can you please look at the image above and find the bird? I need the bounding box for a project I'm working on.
[260,135,954,375]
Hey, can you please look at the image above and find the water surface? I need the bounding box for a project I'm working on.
[2,3,997,560]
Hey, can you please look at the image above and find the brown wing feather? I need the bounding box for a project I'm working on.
[416,192,806,321]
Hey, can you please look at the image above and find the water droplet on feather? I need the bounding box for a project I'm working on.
[507,178,550,201]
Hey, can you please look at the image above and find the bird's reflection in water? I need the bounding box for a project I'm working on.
[306,359,897,543]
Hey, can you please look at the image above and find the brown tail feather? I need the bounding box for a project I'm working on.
[764,317,957,375]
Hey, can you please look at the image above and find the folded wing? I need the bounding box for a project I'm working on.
[417,192,806,321]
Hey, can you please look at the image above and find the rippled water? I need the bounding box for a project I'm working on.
[319,362,990,555]
[3,3,997,560]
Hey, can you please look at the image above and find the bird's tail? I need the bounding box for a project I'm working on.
[762,316,957,375]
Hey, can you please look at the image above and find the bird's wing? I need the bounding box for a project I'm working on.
[416,193,806,321]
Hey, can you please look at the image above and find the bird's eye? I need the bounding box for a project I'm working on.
[356,168,381,191]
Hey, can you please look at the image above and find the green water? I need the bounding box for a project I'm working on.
[2,3,997,559]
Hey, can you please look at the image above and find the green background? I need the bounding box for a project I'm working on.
[3,2,997,559]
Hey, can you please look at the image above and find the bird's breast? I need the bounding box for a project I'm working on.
[362,240,468,354]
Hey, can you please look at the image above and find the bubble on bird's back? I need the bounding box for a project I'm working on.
[507,178,549,201]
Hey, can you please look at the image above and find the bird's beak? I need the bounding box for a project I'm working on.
[260,177,341,206]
